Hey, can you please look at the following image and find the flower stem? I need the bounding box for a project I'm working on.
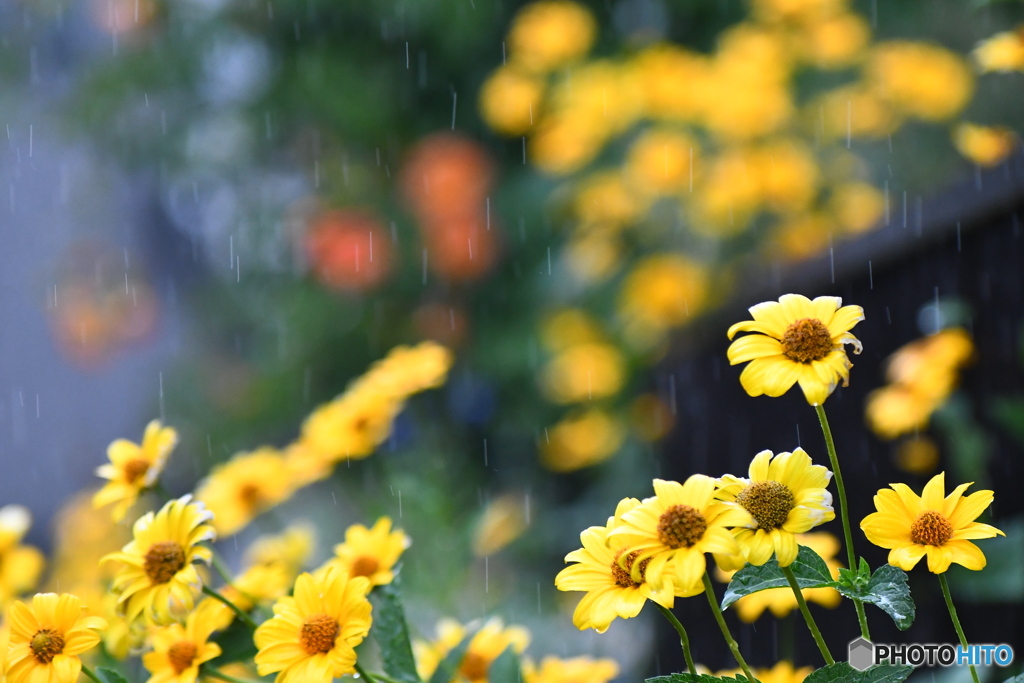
[940,573,981,683]
[355,662,379,682]
[655,603,697,675]
[814,403,871,639]
[201,665,259,683]
[703,573,757,682]
[210,552,236,585]
[81,665,104,683]
[781,565,834,665]
[202,584,260,630]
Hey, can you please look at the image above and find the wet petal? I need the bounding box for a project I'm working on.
[728,335,784,364]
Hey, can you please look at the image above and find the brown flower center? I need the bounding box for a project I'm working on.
[123,458,151,484]
[910,510,953,546]
[781,318,834,363]
[610,549,650,588]
[350,556,380,578]
[460,652,490,681]
[239,483,264,509]
[657,504,708,549]
[299,613,339,655]
[144,540,187,584]
[736,481,796,530]
[168,641,198,674]
[30,629,65,664]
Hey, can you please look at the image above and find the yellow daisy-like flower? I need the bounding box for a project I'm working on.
[299,388,403,462]
[472,493,528,557]
[93,420,178,522]
[194,447,297,537]
[414,618,530,683]
[254,570,372,682]
[142,609,223,683]
[245,525,315,577]
[104,496,216,625]
[609,476,752,593]
[716,448,835,569]
[861,472,1004,573]
[523,655,619,683]
[555,498,677,633]
[315,517,410,588]
[0,506,45,611]
[6,593,107,683]
[727,293,865,405]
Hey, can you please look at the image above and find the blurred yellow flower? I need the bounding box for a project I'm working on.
[540,409,625,472]
[973,27,1024,72]
[953,123,1018,167]
[530,114,607,175]
[93,419,178,522]
[479,65,545,136]
[524,655,619,683]
[507,1,596,73]
[692,148,763,235]
[757,140,819,212]
[299,388,403,462]
[540,309,604,352]
[865,42,973,121]
[573,172,646,228]
[625,129,698,195]
[717,661,815,683]
[245,525,315,577]
[750,0,846,24]
[894,436,940,476]
[105,496,215,625]
[360,341,455,399]
[0,506,45,611]
[6,593,106,683]
[861,472,1003,573]
[195,447,297,537]
[829,182,884,234]
[865,384,940,440]
[564,234,623,283]
[727,294,864,406]
[541,342,625,404]
[813,85,900,140]
[415,618,530,683]
[632,45,709,121]
[473,493,529,557]
[317,517,410,588]
[142,608,222,683]
[618,254,708,334]
[796,12,870,68]
[770,213,833,261]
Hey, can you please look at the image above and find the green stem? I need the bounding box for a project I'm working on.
[781,565,834,665]
[655,603,697,675]
[355,662,379,683]
[202,584,260,631]
[210,552,236,586]
[940,573,981,683]
[201,665,260,683]
[815,403,871,639]
[703,573,757,682]
[80,665,104,683]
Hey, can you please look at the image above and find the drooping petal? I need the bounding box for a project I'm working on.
[945,540,987,571]
[727,335,785,364]
[887,544,926,571]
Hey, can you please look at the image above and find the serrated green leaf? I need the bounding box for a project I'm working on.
[369,574,422,683]
[93,668,130,683]
[646,674,752,683]
[487,646,522,683]
[834,565,915,630]
[722,545,835,610]
[428,636,470,683]
[805,662,913,683]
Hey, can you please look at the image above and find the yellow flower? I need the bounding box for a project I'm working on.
[539,409,624,472]
[609,476,752,592]
[865,385,941,440]
[254,570,373,682]
[812,85,900,141]
[540,309,604,353]
[632,44,709,121]
[94,420,178,522]
[0,506,45,611]
[195,447,297,537]
[717,532,843,622]
[507,1,596,73]
[316,517,410,588]
[953,123,1018,167]
[716,448,835,569]
[796,13,870,68]
[415,618,530,683]
[245,525,315,577]
[6,593,107,683]
[473,494,529,557]
[479,65,545,136]
[142,609,223,683]
[750,0,846,24]
[717,661,815,683]
[894,437,940,476]
[299,388,403,462]
[358,341,454,399]
[573,172,646,228]
[618,254,709,336]
[829,182,884,234]
[770,213,833,261]
[625,129,698,196]
[727,293,864,405]
[973,28,1024,73]
[104,496,215,625]
[541,343,625,404]
[523,655,619,683]
[861,472,1004,573]
[555,498,677,632]
[865,42,973,122]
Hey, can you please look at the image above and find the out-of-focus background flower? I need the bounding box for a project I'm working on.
[2,0,1024,678]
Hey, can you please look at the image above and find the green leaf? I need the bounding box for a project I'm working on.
[93,669,130,683]
[647,675,752,683]
[368,573,422,683]
[805,663,913,683]
[428,636,470,683]
[487,647,523,683]
[834,565,915,630]
[722,545,835,610]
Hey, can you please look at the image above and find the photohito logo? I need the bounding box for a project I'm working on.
[848,638,1015,671]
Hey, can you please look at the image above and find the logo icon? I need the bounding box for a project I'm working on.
[849,638,874,671]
